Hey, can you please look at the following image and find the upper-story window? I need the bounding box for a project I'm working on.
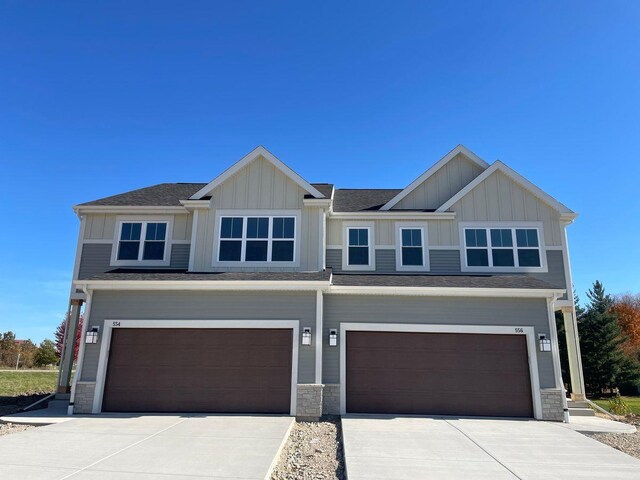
[217,215,296,263]
[112,217,172,266]
[395,223,429,271]
[342,223,375,271]
[461,224,545,272]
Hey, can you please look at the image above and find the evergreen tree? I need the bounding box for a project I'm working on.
[579,281,640,394]
[35,339,59,367]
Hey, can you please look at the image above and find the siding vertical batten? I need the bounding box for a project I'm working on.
[315,290,323,384]
[188,209,200,271]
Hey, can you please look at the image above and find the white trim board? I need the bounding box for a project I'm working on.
[190,146,324,200]
[92,319,300,416]
[381,145,490,210]
[436,160,576,216]
[338,322,542,420]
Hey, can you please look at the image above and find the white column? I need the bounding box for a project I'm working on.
[57,299,82,394]
[315,290,323,384]
[562,306,586,400]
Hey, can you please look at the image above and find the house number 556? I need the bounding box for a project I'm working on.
[514,327,524,333]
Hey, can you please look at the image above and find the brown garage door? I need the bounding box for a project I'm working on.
[346,331,533,417]
[102,328,293,413]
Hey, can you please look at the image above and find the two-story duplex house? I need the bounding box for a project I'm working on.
[57,145,586,422]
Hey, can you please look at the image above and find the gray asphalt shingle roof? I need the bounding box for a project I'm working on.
[79,182,334,206]
[332,189,402,212]
[88,269,332,282]
[331,274,560,289]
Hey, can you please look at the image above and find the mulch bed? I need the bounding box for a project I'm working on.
[271,416,346,480]
[0,394,49,417]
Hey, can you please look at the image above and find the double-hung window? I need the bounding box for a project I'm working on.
[114,219,170,265]
[342,224,374,270]
[396,224,429,271]
[217,215,296,263]
[462,225,544,271]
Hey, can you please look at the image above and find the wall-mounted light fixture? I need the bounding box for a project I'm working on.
[85,326,100,344]
[302,327,312,345]
[538,333,551,352]
[329,329,338,347]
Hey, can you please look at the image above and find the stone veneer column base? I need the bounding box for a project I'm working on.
[296,384,323,421]
[322,384,340,415]
[72,382,96,414]
[540,388,565,421]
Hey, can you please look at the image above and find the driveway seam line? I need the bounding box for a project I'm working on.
[443,419,523,480]
[57,417,190,480]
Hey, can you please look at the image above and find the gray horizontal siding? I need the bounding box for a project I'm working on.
[326,249,343,273]
[81,291,316,384]
[322,295,555,389]
[77,242,192,279]
[78,244,112,280]
[375,249,396,274]
[429,250,461,273]
[531,250,567,299]
[170,244,190,269]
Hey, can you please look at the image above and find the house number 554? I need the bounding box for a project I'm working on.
[112,321,121,327]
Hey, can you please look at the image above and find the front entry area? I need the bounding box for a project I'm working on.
[345,330,534,417]
[102,327,293,413]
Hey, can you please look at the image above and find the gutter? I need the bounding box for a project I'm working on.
[74,280,331,292]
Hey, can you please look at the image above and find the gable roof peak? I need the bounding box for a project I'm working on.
[190,146,324,200]
[380,144,489,210]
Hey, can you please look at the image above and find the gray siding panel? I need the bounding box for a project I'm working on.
[81,291,316,384]
[322,295,556,389]
[375,250,396,274]
[78,243,192,279]
[326,249,343,273]
[531,250,567,299]
[78,244,112,280]
[170,244,190,269]
[429,250,461,273]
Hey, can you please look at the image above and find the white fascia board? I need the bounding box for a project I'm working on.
[380,145,490,211]
[303,198,332,208]
[436,161,577,216]
[190,146,324,200]
[73,205,188,215]
[74,279,330,291]
[180,200,211,209]
[329,211,456,220]
[328,285,565,298]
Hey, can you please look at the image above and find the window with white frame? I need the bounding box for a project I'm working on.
[463,227,542,269]
[347,227,370,266]
[400,228,424,267]
[217,215,296,263]
[117,221,168,261]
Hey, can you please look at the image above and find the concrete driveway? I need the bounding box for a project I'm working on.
[0,414,292,479]
[342,416,640,479]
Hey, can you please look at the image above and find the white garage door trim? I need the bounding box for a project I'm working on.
[339,323,542,419]
[93,319,300,415]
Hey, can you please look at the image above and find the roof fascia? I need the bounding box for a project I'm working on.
[75,279,330,291]
[380,145,490,211]
[436,161,576,216]
[73,205,188,215]
[190,146,324,200]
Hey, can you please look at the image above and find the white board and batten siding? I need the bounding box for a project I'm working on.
[191,155,324,272]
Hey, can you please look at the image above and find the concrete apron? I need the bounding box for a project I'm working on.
[341,415,640,480]
[0,414,293,480]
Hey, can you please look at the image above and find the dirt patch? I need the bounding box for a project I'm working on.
[585,415,640,460]
[271,416,345,480]
[0,422,33,437]
[0,394,49,416]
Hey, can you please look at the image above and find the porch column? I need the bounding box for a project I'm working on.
[562,306,586,400]
[57,299,83,394]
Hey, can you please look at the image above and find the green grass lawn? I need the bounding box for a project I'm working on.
[592,396,640,416]
[0,371,59,397]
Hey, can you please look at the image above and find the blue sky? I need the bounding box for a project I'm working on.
[1,1,639,342]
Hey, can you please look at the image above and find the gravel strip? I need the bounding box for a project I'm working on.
[271,416,345,480]
[585,416,640,460]
[0,422,33,436]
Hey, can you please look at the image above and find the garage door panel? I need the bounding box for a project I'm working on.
[102,328,293,413]
[346,331,533,417]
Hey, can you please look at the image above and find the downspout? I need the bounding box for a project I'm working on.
[68,286,92,415]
